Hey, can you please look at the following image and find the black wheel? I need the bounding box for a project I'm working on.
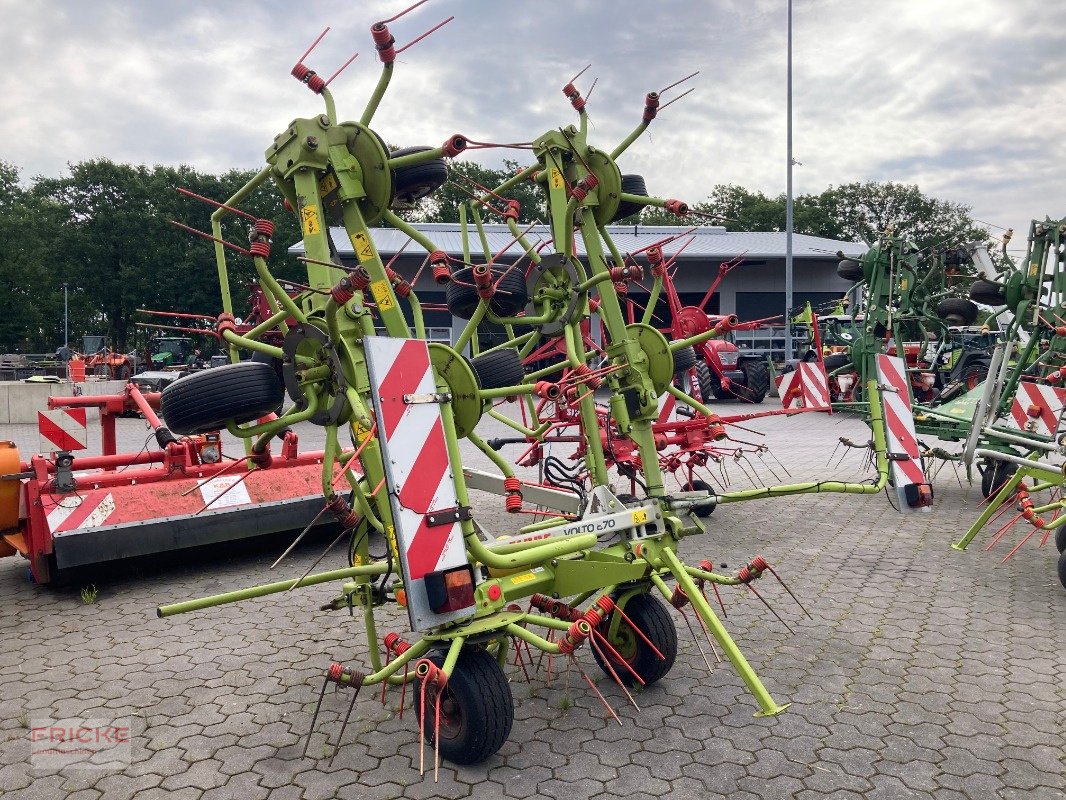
[470,349,524,391]
[682,479,715,517]
[1055,525,1066,554]
[610,174,648,223]
[837,259,864,281]
[823,353,851,371]
[160,361,285,436]
[969,279,1006,306]
[672,345,698,376]
[739,360,769,403]
[694,361,716,402]
[592,592,677,687]
[445,266,529,320]
[980,460,1017,499]
[389,146,448,207]
[1058,550,1066,591]
[117,364,132,381]
[936,298,979,325]
[960,363,987,393]
[423,648,513,765]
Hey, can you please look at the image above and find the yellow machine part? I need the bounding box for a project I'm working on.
[0,441,23,557]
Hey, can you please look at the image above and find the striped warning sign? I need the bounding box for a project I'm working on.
[47,490,116,533]
[779,363,831,411]
[38,409,88,452]
[1007,381,1066,437]
[363,336,474,631]
[876,354,930,512]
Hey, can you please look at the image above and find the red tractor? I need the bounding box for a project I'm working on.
[672,309,770,403]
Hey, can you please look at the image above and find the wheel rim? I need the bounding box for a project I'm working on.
[427,685,464,743]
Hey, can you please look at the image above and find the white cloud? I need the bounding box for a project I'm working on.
[0,0,1062,232]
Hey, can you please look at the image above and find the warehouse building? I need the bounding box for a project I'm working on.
[293,223,865,359]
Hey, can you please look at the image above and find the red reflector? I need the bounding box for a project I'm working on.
[425,565,475,613]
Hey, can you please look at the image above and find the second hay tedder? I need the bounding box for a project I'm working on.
[147,3,931,772]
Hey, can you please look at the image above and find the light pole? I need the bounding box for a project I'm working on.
[784,0,794,364]
[63,283,69,349]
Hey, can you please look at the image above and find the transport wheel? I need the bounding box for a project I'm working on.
[160,361,285,436]
[592,592,677,687]
[739,360,769,403]
[961,363,987,392]
[682,479,715,517]
[445,266,529,319]
[969,278,1006,306]
[389,146,448,207]
[470,349,525,390]
[935,298,979,325]
[1058,550,1066,591]
[837,259,864,281]
[610,174,648,222]
[980,460,1017,499]
[1054,525,1066,554]
[423,648,513,765]
[672,345,698,376]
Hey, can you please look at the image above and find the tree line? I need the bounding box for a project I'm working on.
[0,157,989,354]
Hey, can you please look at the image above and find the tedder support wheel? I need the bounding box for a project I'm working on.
[969,278,1007,306]
[672,345,698,376]
[592,592,677,687]
[823,353,851,371]
[610,174,648,223]
[389,146,449,207]
[980,460,1017,499]
[445,266,529,320]
[683,479,715,517]
[1054,525,1066,554]
[470,348,525,390]
[424,647,514,765]
[935,297,979,326]
[160,361,285,436]
[739,360,769,403]
[837,258,864,282]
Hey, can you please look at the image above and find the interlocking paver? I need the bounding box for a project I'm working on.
[1,406,1064,799]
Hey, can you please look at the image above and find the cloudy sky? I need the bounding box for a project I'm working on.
[1,0,1062,236]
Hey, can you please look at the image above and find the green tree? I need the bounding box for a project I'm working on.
[815,181,989,252]
[409,160,546,225]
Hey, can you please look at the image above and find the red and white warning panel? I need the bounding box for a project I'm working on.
[38,409,88,452]
[1006,381,1066,438]
[876,354,932,512]
[363,336,476,632]
[778,362,831,411]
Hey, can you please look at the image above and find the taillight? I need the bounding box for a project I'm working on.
[424,565,476,613]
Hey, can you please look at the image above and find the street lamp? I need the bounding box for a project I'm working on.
[63,282,69,349]
[784,0,794,364]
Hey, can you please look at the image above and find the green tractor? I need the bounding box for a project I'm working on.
[148,337,194,369]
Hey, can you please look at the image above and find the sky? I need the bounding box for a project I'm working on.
[1,0,1062,237]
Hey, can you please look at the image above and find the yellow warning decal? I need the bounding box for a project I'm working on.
[350,231,375,262]
[510,571,537,585]
[385,525,399,561]
[300,204,321,236]
[352,420,373,442]
[549,167,564,190]
[631,509,649,525]
[899,278,908,291]
[1029,262,1040,277]
[369,279,395,311]
[318,172,338,195]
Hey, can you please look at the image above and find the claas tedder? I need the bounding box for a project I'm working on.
[154,3,917,772]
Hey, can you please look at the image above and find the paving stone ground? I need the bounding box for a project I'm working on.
[1,401,1064,799]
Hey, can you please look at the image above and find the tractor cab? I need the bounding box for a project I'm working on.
[149,337,194,369]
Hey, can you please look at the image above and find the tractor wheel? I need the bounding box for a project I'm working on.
[389,146,449,207]
[610,174,648,223]
[470,349,525,391]
[117,364,132,381]
[445,266,529,320]
[961,363,987,392]
[739,360,769,403]
[693,362,716,402]
[592,592,677,687]
[160,361,285,436]
[837,259,864,282]
[672,345,698,376]
[1058,550,1066,591]
[969,279,1006,306]
[936,298,979,326]
[823,353,851,371]
[1055,525,1066,554]
[94,365,109,378]
[423,647,513,765]
[980,460,1017,499]
[682,479,715,517]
